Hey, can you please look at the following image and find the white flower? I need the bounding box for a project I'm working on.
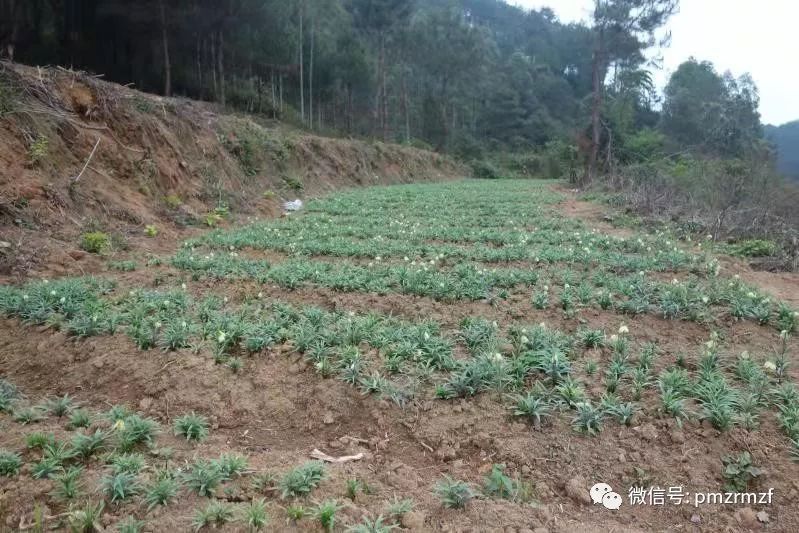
[780,330,791,340]
[22,294,28,300]
[764,361,777,372]
[746,292,756,298]
[60,297,66,304]
[423,331,430,340]
[618,324,629,335]
[217,331,227,343]
[50,290,57,296]
[702,296,709,304]
[257,292,263,299]
[181,283,187,290]
[609,334,618,342]
[154,321,162,329]
[740,351,750,359]
[520,336,529,344]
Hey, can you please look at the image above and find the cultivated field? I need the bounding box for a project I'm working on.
[1,179,798,532]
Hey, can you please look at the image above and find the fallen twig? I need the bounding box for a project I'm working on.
[72,137,101,183]
[310,449,364,463]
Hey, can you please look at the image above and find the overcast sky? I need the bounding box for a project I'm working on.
[511,0,798,125]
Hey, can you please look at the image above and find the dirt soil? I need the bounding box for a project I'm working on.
[1,67,798,533]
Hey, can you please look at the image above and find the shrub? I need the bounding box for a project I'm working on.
[279,461,326,498]
[722,451,762,492]
[471,160,503,180]
[144,477,179,510]
[163,194,182,209]
[0,450,22,477]
[434,475,477,508]
[313,499,342,532]
[67,501,104,533]
[242,498,269,531]
[101,471,141,502]
[193,500,234,530]
[80,232,110,254]
[144,225,159,237]
[174,412,209,441]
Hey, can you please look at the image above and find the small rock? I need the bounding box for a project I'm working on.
[756,510,770,523]
[401,511,426,530]
[564,476,591,505]
[734,507,759,528]
[92,358,104,369]
[521,464,531,476]
[670,429,686,444]
[322,412,334,425]
[690,514,701,524]
[0,241,10,248]
[637,423,658,441]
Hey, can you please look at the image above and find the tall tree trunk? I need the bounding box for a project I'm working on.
[309,16,315,129]
[373,31,385,138]
[401,70,410,143]
[298,3,305,122]
[210,35,218,100]
[196,37,202,98]
[381,34,389,141]
[217,29,225,106]
[158,0,171,96]
[585,31,604,186]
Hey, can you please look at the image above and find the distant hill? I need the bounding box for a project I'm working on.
[765,121,799,181]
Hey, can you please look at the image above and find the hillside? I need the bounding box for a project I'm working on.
[0,63,464,282]
[765,121,799,181]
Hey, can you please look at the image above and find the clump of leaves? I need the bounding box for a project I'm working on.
[80,231,110,254]
[183,459,224,497]
[13,406,45,424]
[26,431,56,450]
[511,393,551,429]
[71,429,109,459]
[101,471,141,503]
[193,500,234,531]
[45,394,76,417]
[722,451,763,492]
[68,409,92,429]
[241,498,269,531]
[213,453,248,478]
[115,414,159,451]
[483,464,518,500]
[0,449,22,477]
[346,478,362,501]
[32,457,63,479]
[347,515,398,533]
[434,475,477,508]
[384,496,414,519]
[285,504,307,522]
[174,412,209,441]
[108,452,146,475]
[67,501,104,533]
[313,499,343,532]
[52,466,84,501]
[144,476,179,510]
[571,402,604,435]
[279,461,326,498]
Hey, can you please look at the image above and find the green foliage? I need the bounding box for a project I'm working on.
[101,471,141,503]
[483,464,518,500]
[721,451,762,492]
[192,500,234,531]
[28,135,49,165]
[0,450,22,477]
[279,461,326,498]
[183,459,224,497]
[144,225,159,237]
[347,516,398,533]
[52,466,84,501]
[67,501,104,533]
[434,475,477,508]
[174,412,209,441]
[313,499,343,532]
[571,402,604,435]
[242,498,270,531]
[108,453,146,475]
[144,477,179,510]
[80,232,110,254]
[725,239,778,258]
